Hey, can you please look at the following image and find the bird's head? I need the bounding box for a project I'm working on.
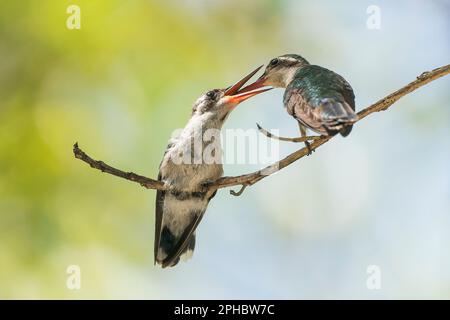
[241,54,310,90]
[192,65,271,123]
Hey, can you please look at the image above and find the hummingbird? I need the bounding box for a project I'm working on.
[241,54,357,152]
[154,66,269,268]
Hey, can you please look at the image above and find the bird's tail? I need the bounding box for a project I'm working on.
[158,226,197,268]
[319,98,357,137]
[155,190,209,268]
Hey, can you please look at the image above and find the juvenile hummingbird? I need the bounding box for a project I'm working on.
[155,66,269,268]
[242,54,357,152]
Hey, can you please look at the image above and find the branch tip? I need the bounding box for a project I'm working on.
[230,184,248,196]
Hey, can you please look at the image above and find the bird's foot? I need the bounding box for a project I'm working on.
[305,141,315,156]
[200,180,214,193]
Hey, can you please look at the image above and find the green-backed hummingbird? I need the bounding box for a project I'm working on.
[242,54,357,151]
[155,66,270,267]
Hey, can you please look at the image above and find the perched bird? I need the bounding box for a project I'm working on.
[155,66,269,268]
[242,54,357,151]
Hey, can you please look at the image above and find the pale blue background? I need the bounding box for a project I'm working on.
[0,0,449,299]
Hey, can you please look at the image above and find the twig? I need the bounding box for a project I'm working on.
[73,64,450,196]
[73,143,166,190]
[256,123,322,143]
[230,185,248,196]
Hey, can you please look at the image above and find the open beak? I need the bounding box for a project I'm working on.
[223,65,271,105]
[224,87,272,105]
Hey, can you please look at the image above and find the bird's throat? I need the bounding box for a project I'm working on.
[281,67,301,87]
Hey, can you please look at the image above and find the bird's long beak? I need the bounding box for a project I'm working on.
[223,65,271,105]
[237,72,268,93]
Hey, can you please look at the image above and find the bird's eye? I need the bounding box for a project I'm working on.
[206,91,216,99]
[269,58,279,66]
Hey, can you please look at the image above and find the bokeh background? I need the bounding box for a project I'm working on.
[0,0,449,299]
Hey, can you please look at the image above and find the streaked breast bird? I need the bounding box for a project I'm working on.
[155,66,270,267]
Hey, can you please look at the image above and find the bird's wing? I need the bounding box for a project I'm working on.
[283,86,326,134]
[154,142,174,264]
[154,172,165,264]
[335,73,355,112]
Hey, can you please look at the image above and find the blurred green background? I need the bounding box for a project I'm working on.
[0,0,449,299]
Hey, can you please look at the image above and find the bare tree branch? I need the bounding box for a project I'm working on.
[73,143,167,190]
[73,64,450,195]
[256,123,322,143]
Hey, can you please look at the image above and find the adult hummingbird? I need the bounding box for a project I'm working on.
[242,54,357,152]
[155,66,269,268]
